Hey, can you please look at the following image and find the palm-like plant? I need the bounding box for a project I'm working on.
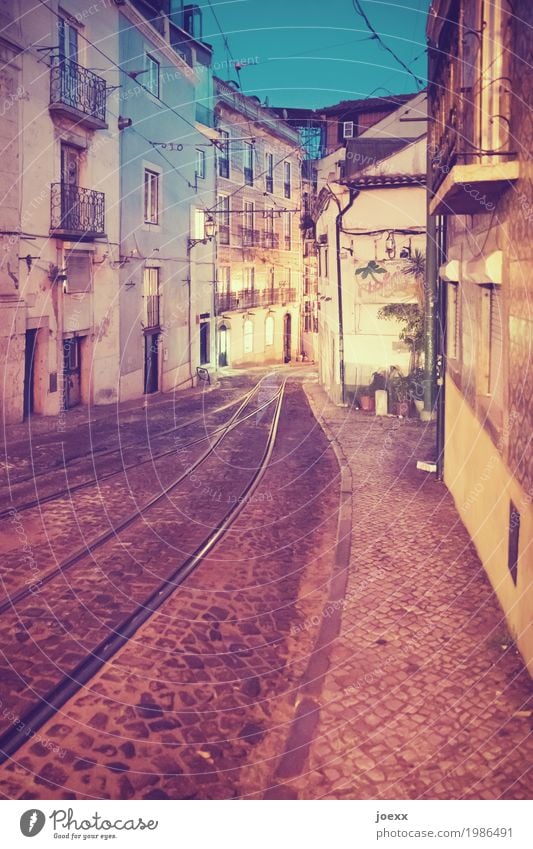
[402,249,426,307]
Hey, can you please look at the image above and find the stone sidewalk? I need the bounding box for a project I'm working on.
[267,378,532,800]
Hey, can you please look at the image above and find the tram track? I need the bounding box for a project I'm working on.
[0,381,264,501]
[0,377,286,764]
[0,380,275,521]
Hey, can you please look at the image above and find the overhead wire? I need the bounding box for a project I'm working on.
[351,0,425,88]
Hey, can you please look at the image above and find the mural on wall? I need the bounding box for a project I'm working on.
[355,259,419,303]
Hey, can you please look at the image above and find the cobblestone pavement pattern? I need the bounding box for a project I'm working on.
[0,369,531,800]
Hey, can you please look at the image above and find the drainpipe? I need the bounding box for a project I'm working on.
[333,187,357,405]
[435,215,447,480]
[424,203,438,418]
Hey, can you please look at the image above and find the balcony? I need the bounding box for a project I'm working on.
[240,227,260,247]
[215,288,296,313]
[50,183,105,240]
[428,1,517,215]
[263,232,279,249]
[49,59,107,130]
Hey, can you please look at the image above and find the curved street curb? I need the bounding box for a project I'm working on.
[264,379,354,799]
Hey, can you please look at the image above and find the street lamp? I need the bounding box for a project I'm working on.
[188,212,216,251]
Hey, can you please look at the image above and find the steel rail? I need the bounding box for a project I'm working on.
[0,380,286,765]
[0,382,264,495]
[0,380,278,520]
[0,375,278,616]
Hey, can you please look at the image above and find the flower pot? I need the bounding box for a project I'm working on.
[360,394,375,412]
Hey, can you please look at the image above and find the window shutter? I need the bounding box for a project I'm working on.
[66,252,92,293]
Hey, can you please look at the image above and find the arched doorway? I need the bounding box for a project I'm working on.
[219,323,229,367]
[283,313,291,363]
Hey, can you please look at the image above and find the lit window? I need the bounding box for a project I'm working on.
[146,53,160,98]
[144,169,159,224]
[243,319,254,353]
[265,315,274,346]
[196,148,206,180]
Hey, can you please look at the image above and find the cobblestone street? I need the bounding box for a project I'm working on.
[0,369,531,801]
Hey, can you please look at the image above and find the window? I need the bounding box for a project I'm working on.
[244,142,254,185]
[447,282,459,359]
[144,169,159,224]
[218,266,231,293]
[58,16,78,62]
[243,319,253,353]
[284,161,291,198]
[218,130,230,177]
[265,315,274,346]
[304,301,312,332]
[479,284,503,410]
[508,501,520,585]
[343,121,354,139]
[143,267,160,328]
[264,207,276,248]
[146,53,160,98]
[319,244,329,277]
[196,148,206,180]
[243,201,254,245]
[283,212,292,250]
[193,208,206,240]
[265,152,273,193]
[199,314,210,365]
[218,194,230,244]
[65,251,92,294]
[244,267,255,291]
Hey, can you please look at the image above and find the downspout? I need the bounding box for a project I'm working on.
[435,215,447,480]
[424,184,438,418]
[333,187,357,405]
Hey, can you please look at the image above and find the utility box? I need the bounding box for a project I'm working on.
[375,389,388,416]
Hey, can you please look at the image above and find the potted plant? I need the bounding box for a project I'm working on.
[388,373,411,416]
[358,385,375,412]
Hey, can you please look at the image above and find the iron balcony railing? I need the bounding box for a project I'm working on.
[263,231,279,249]
[50,183,105,238]
[50,59,107,128]
[240,227,260,247]
[215,287,297,313]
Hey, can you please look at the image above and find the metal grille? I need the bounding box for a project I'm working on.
[50,183,105,237]
[50,59,106,124]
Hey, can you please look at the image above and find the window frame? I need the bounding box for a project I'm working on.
[196,148,206,180]
[217,193,230,244]
[284,161,291,198]
[145,52,160,98]
[243,318,254,353]
[144,167,160,225]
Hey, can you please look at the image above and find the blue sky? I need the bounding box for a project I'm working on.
[202,0,432,109]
